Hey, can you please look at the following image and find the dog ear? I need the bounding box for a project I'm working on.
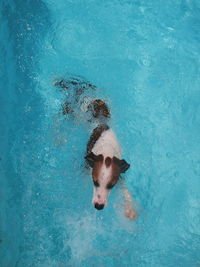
[85,152,103,168]
[113,157,130,173]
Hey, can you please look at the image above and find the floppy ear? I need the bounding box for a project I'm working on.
[113,157,130,173]
[85,152,103,168]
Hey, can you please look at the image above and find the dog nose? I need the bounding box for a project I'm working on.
[94,203,105,210]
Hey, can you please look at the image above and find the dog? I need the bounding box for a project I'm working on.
[54,76,137,219]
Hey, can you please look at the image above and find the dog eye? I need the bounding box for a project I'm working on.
[106,183,114,190]
[93,181,100,187]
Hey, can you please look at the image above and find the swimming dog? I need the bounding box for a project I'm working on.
[54,76,137,219]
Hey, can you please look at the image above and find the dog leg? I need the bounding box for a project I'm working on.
[123,189,137,220]
[62,101,74,115]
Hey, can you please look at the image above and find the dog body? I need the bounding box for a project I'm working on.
[55,76,136,218]
[91,128,121,159]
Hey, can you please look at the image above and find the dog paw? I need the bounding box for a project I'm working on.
[125,207,137,220]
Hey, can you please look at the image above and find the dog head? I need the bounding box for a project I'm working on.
[85,152,130,210]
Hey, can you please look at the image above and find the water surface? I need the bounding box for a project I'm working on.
[0,0,200,266]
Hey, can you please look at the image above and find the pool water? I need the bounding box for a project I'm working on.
[1,0,200,266]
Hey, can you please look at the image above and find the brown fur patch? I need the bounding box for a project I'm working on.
[85,152,103,168]
[110,160,121,185]
[92,157,104,182]
[91,99,110,118]
[86,124,109,155]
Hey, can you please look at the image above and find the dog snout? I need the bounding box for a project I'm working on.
[94,203,105,210]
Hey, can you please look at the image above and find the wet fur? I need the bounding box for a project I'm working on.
[55,76,130,210]
[54,77,110,122]
[86,124,109,155]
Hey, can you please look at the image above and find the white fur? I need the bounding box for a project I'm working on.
[91,129,121,159]
[91,128,121,207]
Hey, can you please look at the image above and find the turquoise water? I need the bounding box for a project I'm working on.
[1,0,200,266]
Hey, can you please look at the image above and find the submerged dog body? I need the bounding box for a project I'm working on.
[85,125,130,210]
[55,76,136,218]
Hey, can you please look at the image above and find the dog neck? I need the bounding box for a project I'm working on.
[87,124,121,159]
